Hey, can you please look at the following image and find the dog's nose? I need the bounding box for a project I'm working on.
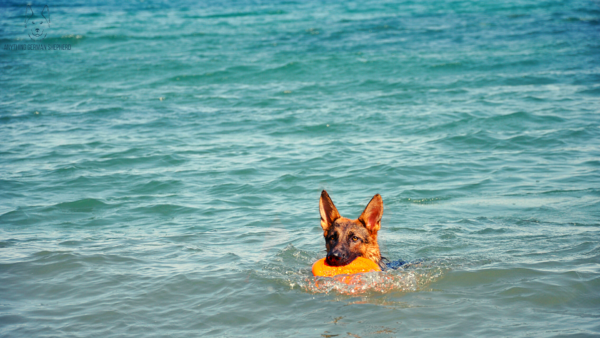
[326,251,345,266]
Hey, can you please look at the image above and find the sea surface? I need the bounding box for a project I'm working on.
[1,0,600,337]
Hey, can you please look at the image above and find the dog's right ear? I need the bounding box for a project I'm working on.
[319,190,340,232]
[25,5,33,23]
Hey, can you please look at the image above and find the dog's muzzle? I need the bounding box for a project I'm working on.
[326,250,355,266]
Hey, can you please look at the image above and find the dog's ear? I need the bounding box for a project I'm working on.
[358,194,383,233]
[42,5,50,24]
[25,5,33,23]
[319,190,340,232]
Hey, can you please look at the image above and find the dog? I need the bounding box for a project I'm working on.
[319,190,385,270]
[25,5,50,41]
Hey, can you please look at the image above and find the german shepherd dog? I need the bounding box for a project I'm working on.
[319,190,385,270]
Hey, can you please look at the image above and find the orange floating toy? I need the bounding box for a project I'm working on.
[312,257,381,277]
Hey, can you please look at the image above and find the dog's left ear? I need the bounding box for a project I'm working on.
[42,5,50,23]
[358,194,383,233]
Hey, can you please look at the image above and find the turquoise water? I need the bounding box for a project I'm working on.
[1,0,600,336]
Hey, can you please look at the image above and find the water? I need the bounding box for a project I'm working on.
[1,0,599,336]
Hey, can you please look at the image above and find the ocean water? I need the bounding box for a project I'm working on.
[1,0,600,336]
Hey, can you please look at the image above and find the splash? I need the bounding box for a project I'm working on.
[299,262,446,295]
[264,245,449,295]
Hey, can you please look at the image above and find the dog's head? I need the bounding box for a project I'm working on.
[25,5,50,41]
[319,190,383,267]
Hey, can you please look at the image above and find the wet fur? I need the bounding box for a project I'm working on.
[319,190,385,269]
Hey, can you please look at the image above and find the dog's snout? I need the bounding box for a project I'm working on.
[326,250,346,266]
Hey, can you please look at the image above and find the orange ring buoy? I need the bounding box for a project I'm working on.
[312,257,381,277]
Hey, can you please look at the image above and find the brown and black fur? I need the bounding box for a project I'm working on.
[319,190,385,269]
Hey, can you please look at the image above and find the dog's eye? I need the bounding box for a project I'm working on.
[351,236,359,242]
